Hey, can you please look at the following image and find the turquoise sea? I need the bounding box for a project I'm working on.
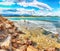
[6,16,60,28]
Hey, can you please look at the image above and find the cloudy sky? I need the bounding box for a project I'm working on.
[0,0,60,16]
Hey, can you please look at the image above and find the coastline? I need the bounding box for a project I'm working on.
[4,17,60,34]
[15,20,59,34]
[5,16,60,22]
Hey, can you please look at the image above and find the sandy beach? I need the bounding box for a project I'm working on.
[14,20,59,34]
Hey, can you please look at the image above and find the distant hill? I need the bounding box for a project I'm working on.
[0,14,59,17]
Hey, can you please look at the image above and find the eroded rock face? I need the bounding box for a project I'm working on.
[0,17,23,41]
[0,17,8,42]
[0,17,25,51]
[0,17,24,51]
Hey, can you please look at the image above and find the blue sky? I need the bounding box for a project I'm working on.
[0,0,60,16]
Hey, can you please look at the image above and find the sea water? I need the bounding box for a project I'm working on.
[6,16,60,28]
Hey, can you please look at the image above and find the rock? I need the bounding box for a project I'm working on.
[27,45,38,51]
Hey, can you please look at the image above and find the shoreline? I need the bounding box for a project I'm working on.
[15,20,59,34]
[5,16,60,18]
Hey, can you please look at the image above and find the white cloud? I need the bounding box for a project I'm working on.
[17,8,35,14]
[0,0,52,11]
[0,8,59,16]
[3,0,26,2]
[53,11,60,16]
[0,7,60,16]
[17,0,52,11]
[0,8,43,16]
[0,0,52,16]
[0,8,35,15]
[0,2,14,5]
[0,8,12,10]
[1,0,59,16]
[44,11,60,16]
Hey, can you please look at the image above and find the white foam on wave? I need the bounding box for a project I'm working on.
[17,20,58,34]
